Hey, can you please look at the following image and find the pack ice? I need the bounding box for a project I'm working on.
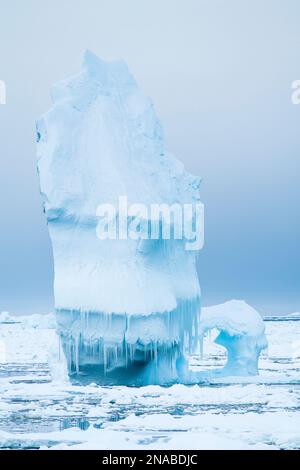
[36,51,203,384]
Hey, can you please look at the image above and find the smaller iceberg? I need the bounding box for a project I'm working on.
[199,300,268,376]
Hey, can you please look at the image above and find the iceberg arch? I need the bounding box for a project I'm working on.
[199,300,268,376]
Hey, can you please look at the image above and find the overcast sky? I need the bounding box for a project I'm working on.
[0,0,299,314]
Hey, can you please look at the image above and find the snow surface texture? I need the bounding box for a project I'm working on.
[0,306,298,450]
[200,300,267,375]
[36,51,202,384]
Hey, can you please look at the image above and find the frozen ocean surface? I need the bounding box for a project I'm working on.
[0,308,299,450]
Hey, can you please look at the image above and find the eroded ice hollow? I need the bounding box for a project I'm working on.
[36,51,203,385]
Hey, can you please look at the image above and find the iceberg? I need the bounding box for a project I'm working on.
[36,51,203,385]
[200,300,268,376]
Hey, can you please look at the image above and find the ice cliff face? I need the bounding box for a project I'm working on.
[36,51,203,384]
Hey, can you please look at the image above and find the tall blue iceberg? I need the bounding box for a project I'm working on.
[36,51,203,385]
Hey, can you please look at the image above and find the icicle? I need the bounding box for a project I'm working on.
[56,295,201,383]
[103,342,107,375]
[199,334,204,359]
[74,336,80,373]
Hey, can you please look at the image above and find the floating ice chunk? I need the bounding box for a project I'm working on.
[0,311,11,323]
[0,311,56,328]
[200,300,268,375]
[48,337,69,385]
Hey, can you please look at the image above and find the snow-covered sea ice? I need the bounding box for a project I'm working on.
[0,307,298,449]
